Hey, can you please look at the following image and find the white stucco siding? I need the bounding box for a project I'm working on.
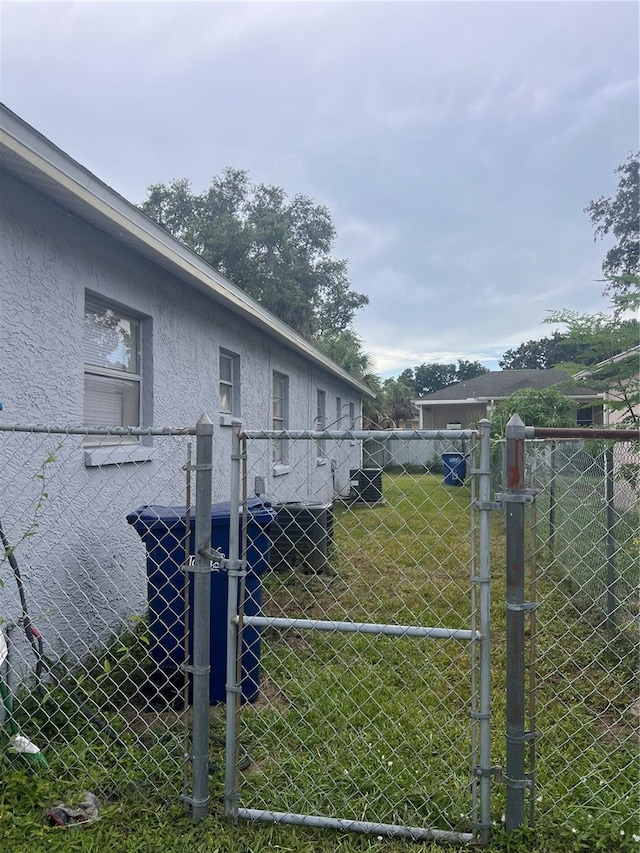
[0,172,363,666]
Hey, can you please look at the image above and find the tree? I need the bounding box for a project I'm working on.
[412,360,488,395]
[315,329,373,379]
[413,363,458,395]
[544,310,639,428]
[314,329,386,427]
[456,359,489,382]
[490,388,577,437]
[140,170,368,339]
[500,331,593,370]
[381,378,417,426]
[396,367,416,392]
[586,152,639,304]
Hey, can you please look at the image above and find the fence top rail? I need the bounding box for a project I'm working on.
[241,428,477,441]
[0,423,196,436]
[527,426,637,441]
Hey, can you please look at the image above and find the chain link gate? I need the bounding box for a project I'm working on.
[221,423,494,844]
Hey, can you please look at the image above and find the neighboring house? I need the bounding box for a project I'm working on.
[0,104,372,662]
[573,347,639,512]
[572,346,640,428]
[413,369,604,430]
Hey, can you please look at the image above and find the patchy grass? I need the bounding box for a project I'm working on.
[1,472,637,852]
[534,472,639,634]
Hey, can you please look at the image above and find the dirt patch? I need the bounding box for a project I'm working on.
[591,709,638,745]
[244,677,291,712]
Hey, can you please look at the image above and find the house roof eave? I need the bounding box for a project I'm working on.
[0,104,375,399]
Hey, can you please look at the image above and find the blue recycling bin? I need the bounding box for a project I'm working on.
[127,498,275,704]
[442,452,467,486]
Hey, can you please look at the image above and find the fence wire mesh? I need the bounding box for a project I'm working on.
[223,430,486,840]
[0,425,196,804]
[515,438,638,841]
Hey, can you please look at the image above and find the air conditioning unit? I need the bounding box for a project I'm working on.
[349,468,383,504]
[269,502,333,572]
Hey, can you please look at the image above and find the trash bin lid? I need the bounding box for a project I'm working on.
[127,497,275,532]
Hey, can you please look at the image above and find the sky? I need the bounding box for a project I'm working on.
[1,1,638,377]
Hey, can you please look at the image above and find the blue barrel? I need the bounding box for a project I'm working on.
[442,452,467,486]
[127,498,275,704]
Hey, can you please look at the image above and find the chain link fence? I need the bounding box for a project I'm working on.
[0,424,196,804]
[495,434,639,842]
[221,428,490,843]
[3,420,636,845]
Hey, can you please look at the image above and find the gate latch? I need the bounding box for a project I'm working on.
[181,547,228,572]
[473,766,533,790]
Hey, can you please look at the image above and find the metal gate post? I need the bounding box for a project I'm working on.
[191,414,214,821]
[504,414,527,832]
[225,421,243,817]
[604,447,617,630]
[477,419,492,841]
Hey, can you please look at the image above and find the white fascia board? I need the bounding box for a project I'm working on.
[0,106,374,399]
[573,346,640,380]
[413,398,488,406]
[414,392,606,407]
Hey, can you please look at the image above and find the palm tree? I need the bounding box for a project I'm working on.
[314,329,390,427]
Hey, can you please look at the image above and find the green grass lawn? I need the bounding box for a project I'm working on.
[1,473,637,852]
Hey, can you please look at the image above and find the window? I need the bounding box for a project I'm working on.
[577,406,595,427]
[316,389,326,457]
[84,296,141,442]
[349,401,355,428]
[336,396,342,427]
[272,372,289,464]
[219,349,240,419]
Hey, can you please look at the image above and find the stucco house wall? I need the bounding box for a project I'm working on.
[0,115,367,666]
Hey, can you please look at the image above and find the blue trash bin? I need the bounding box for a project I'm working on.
[127,498,275,704]
[442,452,467,486]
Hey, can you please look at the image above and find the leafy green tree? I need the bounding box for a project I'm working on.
[456,359,489,381]
[586,152,639,304]
[396,368,416,392]
[499,332,585,370]
[414,363,458,395]
[490,388,577,437]
[140,170,368,339]
[545,310,639,428]
[411,360,487,394]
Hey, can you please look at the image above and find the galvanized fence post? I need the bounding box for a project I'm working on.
[477,419,492,842]
[225,421,243,817]
[504,414,527,833]
[604,446,617,631]
[190,414,214,821]
[548,441,556,560]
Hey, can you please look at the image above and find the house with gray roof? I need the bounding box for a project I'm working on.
[414,369,604,430]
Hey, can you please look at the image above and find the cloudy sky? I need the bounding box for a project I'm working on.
[2,1,638,376]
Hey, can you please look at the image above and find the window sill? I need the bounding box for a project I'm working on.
[272,464,292,477]
[219,414,240,427]
[84,445,154,468]
[316,457,329,467]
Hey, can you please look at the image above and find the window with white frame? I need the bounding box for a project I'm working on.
[272,371,289,464]
[316,388,326,457]
[219,349,241,417]
[84,296,141,442]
